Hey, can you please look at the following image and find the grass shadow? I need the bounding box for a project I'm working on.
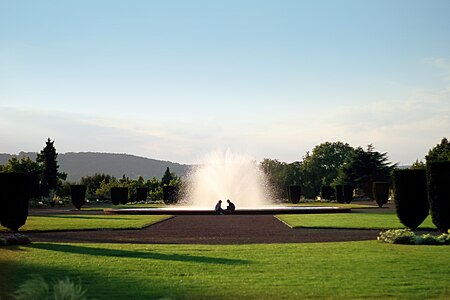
[35,215,138,220]
[31,243,251,265]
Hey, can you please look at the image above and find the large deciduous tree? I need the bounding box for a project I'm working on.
[334,145,396,197]
[300,142,355,198]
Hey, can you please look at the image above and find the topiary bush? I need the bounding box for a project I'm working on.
[335,185,344,203]
[343,185,354,204]
[70,185,87,210]
[393,169,429,230]
[320,186,334,200]
[136,187,148,202]
[427,161,450,233]
[162,185,178,204]
[373,181,390,207]
[0,173,30,232]
[288,185,301,204]
[111,187,128,205]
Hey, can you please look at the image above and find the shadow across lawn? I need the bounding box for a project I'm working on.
[31,243,250,265]
[34,215,136,220]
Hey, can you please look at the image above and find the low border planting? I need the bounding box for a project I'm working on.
[378,229,450,245]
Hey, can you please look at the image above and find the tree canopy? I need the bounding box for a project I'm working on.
[300,142,355,197]
[334,145,396,197]
[426,137,450,162]
[36,138,67,196]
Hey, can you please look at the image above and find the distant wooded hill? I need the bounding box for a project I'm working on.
[0,152,191,182]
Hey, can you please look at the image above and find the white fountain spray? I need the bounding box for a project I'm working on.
[182,149,273,208]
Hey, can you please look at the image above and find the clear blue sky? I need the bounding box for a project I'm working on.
[1,0,449,165]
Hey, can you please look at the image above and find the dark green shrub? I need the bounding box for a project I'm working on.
[70,185,86,210]
[0,173,30,232]
[111,187,128,205]
[343,185,354,203]
[288,185,301,204]
[393,169,428,230]
[321,186,334,200]
[136,187,148,202]
[427,161,450,232]
[162,186,178,204]
[373,181,390,207]
[335,185,344,203]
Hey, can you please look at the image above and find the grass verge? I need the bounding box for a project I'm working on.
[1,241,449,299]
[0,215,171,232]
[276,213,435,230]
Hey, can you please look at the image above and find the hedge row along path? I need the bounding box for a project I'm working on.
[23,214,380,244]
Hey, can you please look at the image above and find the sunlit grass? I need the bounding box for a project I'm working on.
[277,213,435,230]
[0,215,170,232]
[1,241,449,299]
[286,202,379,209]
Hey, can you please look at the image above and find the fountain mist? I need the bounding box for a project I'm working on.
[182,150,273,208]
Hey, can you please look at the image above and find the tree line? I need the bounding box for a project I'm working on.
[1,137,449,203]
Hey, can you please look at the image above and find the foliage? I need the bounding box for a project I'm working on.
[300,142,355,198]
[378,229,450,245]
[0,173,30,231]
[377,229,416,244]
[36,138,67,196]
[12,275,88,300]
[393,169,429,230]
[161,167,174,186]
[287,185,301,204]
[372,181,390,208]
[70,185,87,210]
[0,233,31,246]
[80,173,113,199]
[427,161,450,232]
[425,137,450,162]
[2,156,42,198]
[260,159,299,199]
[411,159,426,170]
[320,186,334,200]
[334,145,396,197]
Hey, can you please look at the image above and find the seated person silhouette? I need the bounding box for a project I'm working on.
[215,200,224,214]
[226,199,235,211]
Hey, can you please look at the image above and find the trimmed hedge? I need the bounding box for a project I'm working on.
[336,185,353,204]
[0,173,30,231]
[321,186,334,200]
[111,187,128,205]
[288,185,301,204]
[427,161,450,233]
[373,181,390,208]
[136,187,148,202]
[393,169,429,230]
[70,185,87,210]
[162,186,178,204]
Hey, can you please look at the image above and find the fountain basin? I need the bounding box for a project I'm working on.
[104,206,351,215]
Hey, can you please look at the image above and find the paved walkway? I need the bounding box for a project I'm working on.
[25,215,380,244]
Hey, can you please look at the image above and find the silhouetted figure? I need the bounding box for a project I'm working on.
[215,200,224,214]
[226,199,235,212]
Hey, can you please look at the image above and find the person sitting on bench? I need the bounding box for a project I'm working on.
[226,199,235,211]
[215,200,224,214]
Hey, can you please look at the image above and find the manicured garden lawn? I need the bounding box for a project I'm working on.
[0,215,170,232]
[277,213,435,230]
[80,202,165,211]
[1,241,449,299]
[291,202,378,209]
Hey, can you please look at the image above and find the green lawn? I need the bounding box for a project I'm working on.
[0,215,170,232]
[1,241,449,299]
[289,202,378,209]
[79,202,166,211]
[277,213,435,230]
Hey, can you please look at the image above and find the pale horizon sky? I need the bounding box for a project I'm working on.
[1,0,449,165]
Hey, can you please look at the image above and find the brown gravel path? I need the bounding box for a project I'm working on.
[25,215,379,244]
